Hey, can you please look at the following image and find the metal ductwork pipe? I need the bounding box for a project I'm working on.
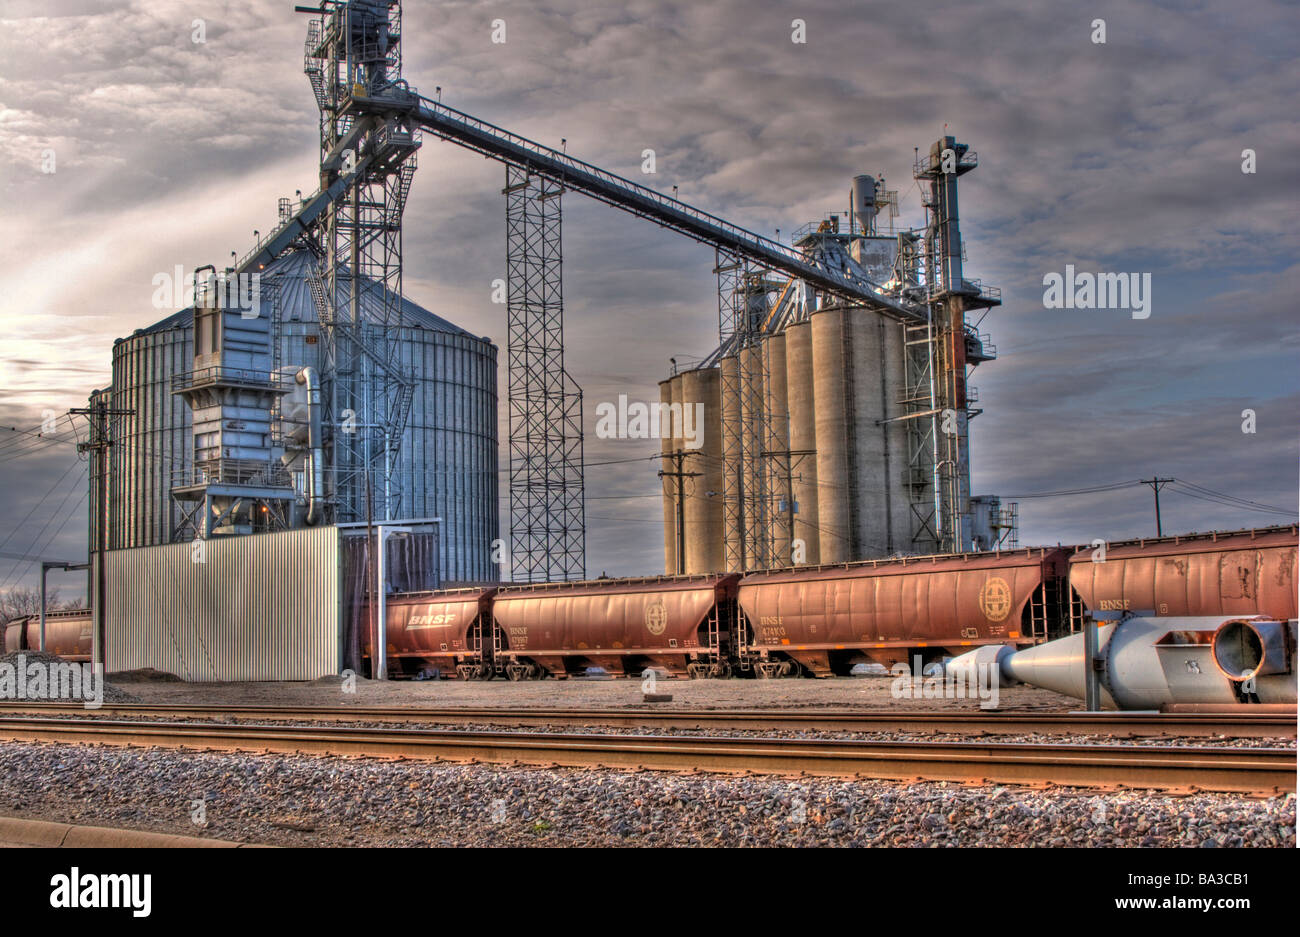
[1213,618,1292,681]
[296,366,325,526]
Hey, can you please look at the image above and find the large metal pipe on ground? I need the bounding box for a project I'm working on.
[947,615,1298,710]
[783,321,819,566]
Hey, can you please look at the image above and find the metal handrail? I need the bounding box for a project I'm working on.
[171,367,291,393]
[171,460,293,490]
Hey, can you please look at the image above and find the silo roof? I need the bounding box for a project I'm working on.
[136,249,476,338]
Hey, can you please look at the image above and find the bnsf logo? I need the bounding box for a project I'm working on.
[410,613,456,626]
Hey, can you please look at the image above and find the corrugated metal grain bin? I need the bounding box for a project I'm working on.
[105,526,341,680]
[93,248,498,584]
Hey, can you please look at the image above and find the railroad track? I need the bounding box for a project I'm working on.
[0,715,1292,794]
[0,702,1292,738]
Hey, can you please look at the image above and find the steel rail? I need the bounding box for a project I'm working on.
[0,703,1292,738]
[0,716,1292,794]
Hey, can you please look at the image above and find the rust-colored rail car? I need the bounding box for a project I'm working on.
[3,609,93,662]
[736,548,1071,677]
[361,588,497,679]
[1069,525,1298,626]
[491,574,741,679]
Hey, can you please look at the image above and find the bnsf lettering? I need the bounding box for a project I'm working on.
[1097,599,1130,611]
[409,613,457,627]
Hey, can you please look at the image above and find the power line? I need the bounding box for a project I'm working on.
[0,458,83,556]
[1165,484,1295,518]
[1170,480,1294,516]
[0,472,89,591]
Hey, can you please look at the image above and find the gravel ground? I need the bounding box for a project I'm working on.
[0,651,140,702]
[10,711,1294,748]
[112,671,1079,711]
[0,741,1292,847]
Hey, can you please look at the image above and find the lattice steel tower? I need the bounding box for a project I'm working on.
[302,0,420,523]
[504,165,585,582]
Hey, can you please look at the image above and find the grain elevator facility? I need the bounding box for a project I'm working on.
[70,1,1016,679]
[661,159,1010,574]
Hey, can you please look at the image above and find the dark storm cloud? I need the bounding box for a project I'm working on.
[1,0,1295,588]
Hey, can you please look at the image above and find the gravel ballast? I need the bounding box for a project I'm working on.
[0,741,1291,848]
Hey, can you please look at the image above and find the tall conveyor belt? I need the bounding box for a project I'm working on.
[232,84,926,325]
[411,96,925,323]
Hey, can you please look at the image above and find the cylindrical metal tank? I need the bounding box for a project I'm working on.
[783,321,819,566]
[92,248,499,585]
[810,307,851,563]
[659,377,677,575]
[851,174,878,233]
[763,334,791,565]
[103,319,193,551]
[719,354,741,571]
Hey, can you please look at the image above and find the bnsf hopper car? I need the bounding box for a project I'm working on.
[1068,525,1297,626]
[361,587,496,679]
[735,547,1070,677]
[491,574,740,680]
[3,609,93,663]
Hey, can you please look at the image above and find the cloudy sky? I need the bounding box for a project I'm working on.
[1,0,1296,596]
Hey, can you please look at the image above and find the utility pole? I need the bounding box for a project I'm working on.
[70,401,134,670]
[1141,477,1174,537]
[658,450,701,575]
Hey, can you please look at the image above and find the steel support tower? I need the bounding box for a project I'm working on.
[302,0,419,525]
[504,165,586,582]
[910,136,1000,553]
[715,251,777,571]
